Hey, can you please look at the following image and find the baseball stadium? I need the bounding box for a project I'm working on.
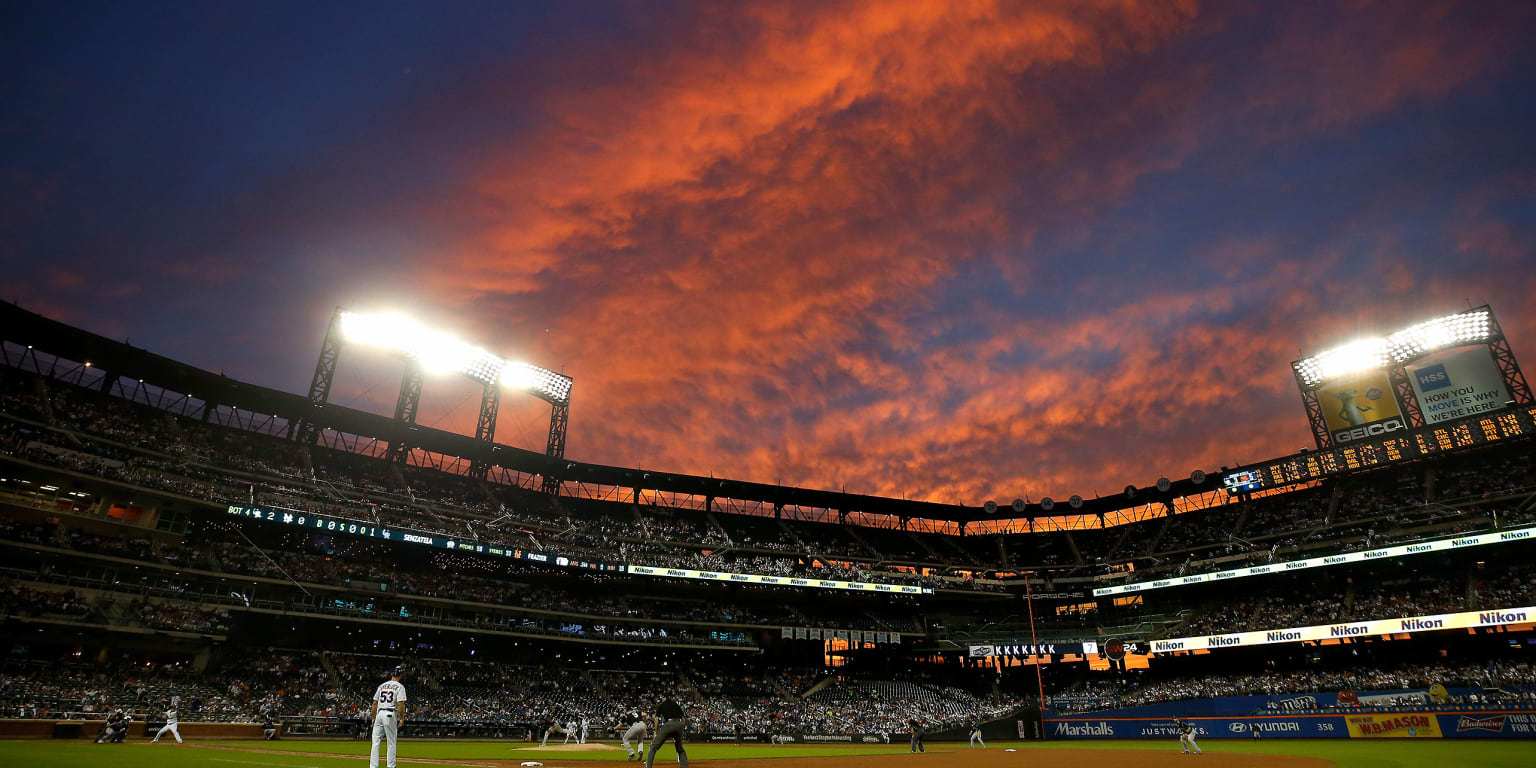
[7,3,1536,768]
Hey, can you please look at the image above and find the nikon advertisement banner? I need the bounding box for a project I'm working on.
[1094,525,1536,596]
[1407,346,1510,424]
[1149,605,1536,654]
[1319,371,1408,445]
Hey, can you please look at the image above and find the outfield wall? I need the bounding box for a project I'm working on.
[1045,711,1536,739]
[0,719,270,740]
[1049,687,1535,718]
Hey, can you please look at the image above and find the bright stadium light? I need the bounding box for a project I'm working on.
[1386,309,1492,361]
[337,310,570,402]
[1294,309,1495,388]
[1294,338,1391,387]
[502,361,573,403]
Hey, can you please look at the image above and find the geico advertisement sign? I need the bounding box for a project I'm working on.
[1093,525,1536,597]
[1346,714,1442,738]
[1318,371,1406,444]
[1150,605,1536,654]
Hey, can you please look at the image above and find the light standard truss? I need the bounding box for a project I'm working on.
[303,309,573,480]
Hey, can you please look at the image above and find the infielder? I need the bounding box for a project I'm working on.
[644,697,688,768]
[370,667,408,768]
[616,709,647,761]
[580,715,589,744]
[969,720,986,749]
[1177,718,1202,755]
[565,719,578,744]
[152,705,182,744]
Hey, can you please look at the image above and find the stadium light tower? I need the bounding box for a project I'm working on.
[294,308,573,484]
[1290,306,1529,449]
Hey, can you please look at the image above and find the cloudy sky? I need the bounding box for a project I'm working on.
[4,0,1534,505]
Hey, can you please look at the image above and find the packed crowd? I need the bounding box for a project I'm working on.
[1166,565,1536,638]
[0,648,1007,736]
[8,365,1532,591]
[1051,659,1536,714]
[2,512,917,637]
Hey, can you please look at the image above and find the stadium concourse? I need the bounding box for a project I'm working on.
[2,314,1536,763]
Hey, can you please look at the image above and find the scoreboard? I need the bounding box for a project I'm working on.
[1221,405,1535,495]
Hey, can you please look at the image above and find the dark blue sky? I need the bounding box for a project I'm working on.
[4,0,1535,503]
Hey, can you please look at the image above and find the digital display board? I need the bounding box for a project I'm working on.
[1218,405,1534,496]
[1223,470,1264,495]
[625,564,932,595]
[225,505,932,596]
[225,504,627,572]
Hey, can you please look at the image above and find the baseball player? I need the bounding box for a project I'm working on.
[370,667,408,768]
[907,717,924,753]
[616,709,647,761]
[580,714,589,744]
[95,710,124,744]
[541,717,569,747]
[564,718,578,744]
[152,705,182,744]
[968,720,986,749]
[112,712,132,743]
[262,710,279,740]
[644,696,688,768]
[1177,718,1202,755]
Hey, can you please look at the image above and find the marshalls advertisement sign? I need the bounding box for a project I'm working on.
[1408,346,1509,424]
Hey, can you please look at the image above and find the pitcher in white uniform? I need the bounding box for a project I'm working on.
[369,667,408,768]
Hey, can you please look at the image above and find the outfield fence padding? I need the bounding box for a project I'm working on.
[1045,711,1536,739]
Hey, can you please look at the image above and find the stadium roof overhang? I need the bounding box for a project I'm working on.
[0,302,1215,527]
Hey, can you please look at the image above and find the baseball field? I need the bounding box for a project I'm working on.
[1,739,1532,768]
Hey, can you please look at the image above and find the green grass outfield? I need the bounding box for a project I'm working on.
[3,739,1535,768]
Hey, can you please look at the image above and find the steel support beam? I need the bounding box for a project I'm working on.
[470,383,501,478]
[1389,366,1423,427]
[541,400,570,493]
[295,308,344,444]
[1488,311,1533,407]
[385,361,423,463]
[1299,386,1329,449]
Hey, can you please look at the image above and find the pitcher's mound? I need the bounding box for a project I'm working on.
[522,743,624,752]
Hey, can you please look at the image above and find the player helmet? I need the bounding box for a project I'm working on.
[392,666,404,677]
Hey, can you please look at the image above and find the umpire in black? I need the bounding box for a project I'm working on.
[644,696,688,768]
[908,717,925,753]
